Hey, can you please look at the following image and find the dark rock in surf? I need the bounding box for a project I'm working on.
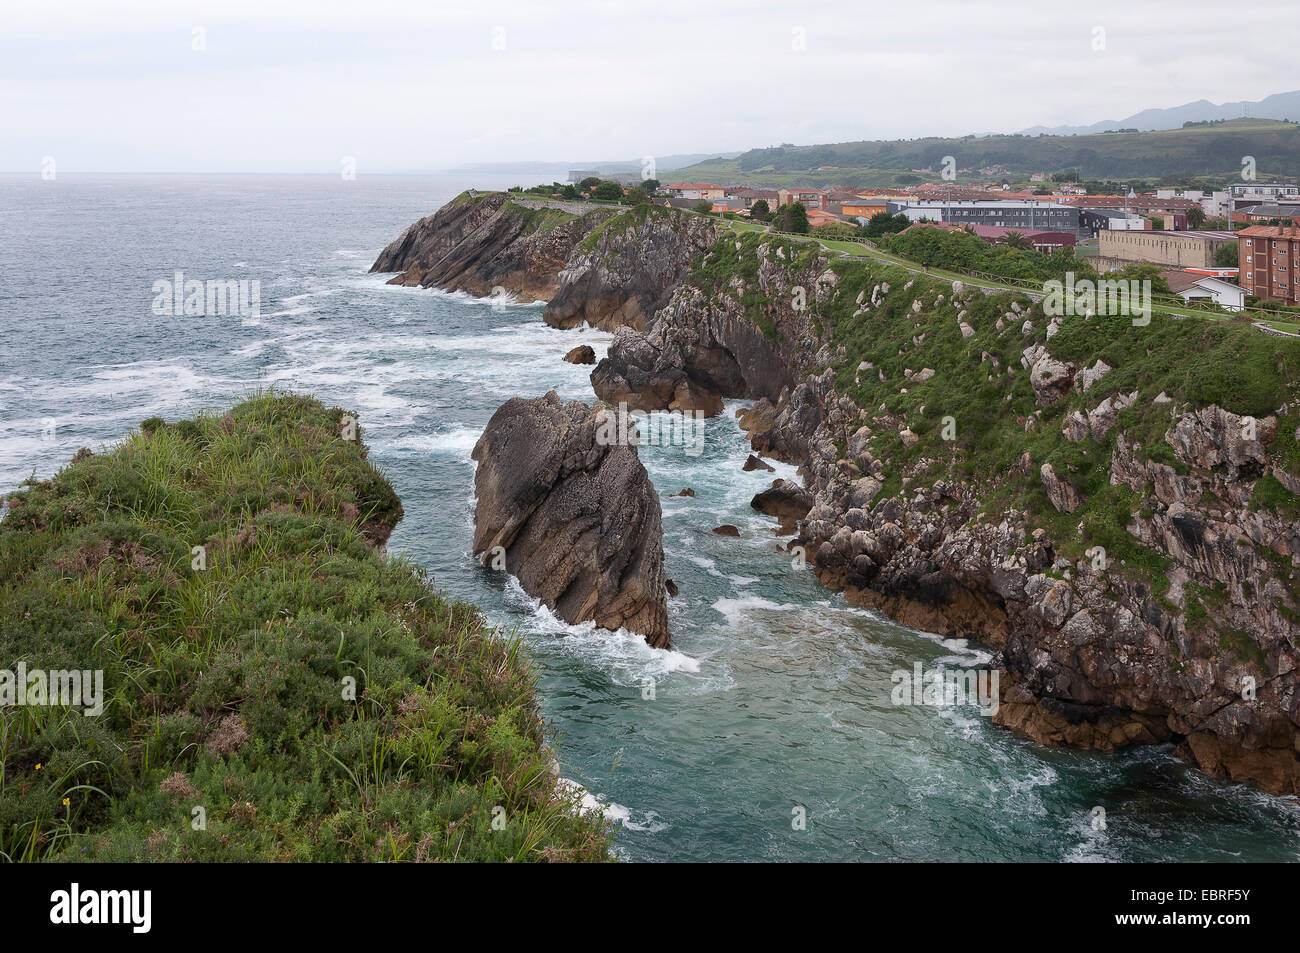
[471,392,669,648]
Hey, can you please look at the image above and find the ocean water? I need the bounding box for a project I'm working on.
[2,173,1297,862]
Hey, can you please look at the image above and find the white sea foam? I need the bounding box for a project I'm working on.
[385,427,482,457]
[501,577,700,681]
[556,778,669,834]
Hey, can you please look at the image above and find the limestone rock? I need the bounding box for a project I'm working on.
[471,392,669,647]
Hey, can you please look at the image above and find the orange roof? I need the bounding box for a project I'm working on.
[806,209,842,225]
[1238,225,1300,239]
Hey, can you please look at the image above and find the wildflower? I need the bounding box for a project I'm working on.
[62,797,70,806]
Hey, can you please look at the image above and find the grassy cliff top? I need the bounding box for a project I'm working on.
[698,229,1300,595]
[0,392,610,862]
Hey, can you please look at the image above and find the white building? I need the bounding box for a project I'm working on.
[1156,188,1230,218]
[1177,276,1245,312]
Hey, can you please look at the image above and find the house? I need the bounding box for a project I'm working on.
[1238,224,1300,305]
[1178,276,1246,312]
[842,200,892,220]
[805,209,844,228]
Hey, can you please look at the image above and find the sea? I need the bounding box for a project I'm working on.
[2,172,1297,861]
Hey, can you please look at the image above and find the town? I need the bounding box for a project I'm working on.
[514,171,1300,326]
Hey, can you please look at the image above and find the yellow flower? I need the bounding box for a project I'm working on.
[62,797,70,806]
[35,763,42,770]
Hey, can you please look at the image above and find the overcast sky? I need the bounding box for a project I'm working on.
[3,0,1297,173]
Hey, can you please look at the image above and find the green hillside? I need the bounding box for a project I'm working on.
[673,119,1300,187]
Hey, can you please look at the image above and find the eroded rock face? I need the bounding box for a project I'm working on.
[772,387,1300,795]
[471,392,669,648]
[1040,463,1081,513]
[544,211,719,331]
[590,242,834,416]
[371,193,614,302]
[564,345,596,365]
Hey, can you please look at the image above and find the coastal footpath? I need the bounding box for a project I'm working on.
[0,393,611,861]
[374,192,1300,796]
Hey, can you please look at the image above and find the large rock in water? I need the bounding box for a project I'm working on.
[471,392,670,648]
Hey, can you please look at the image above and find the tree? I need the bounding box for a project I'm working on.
[1186,206,1205,228]
[579,176,601,189]
[561,184,579,200]
[750,198,770,221]
[693,200,713,214]
[1214,242,1240,267]
[1116,263,1172,295]
[861,211,909,239]
[592,181,624,201]
[623,186,650,205]
[1002,231,1031,250]
[641,178,660,194]
[776,201,809,234]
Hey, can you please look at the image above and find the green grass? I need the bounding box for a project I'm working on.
[0,391,610,862]
[687,225,1300,604]
[500,198,580,236]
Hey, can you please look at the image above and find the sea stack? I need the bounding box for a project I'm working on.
[471,391,670,648]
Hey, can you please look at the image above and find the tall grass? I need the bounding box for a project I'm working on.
[0,390,610,862]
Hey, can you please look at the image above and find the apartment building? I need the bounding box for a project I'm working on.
[1238,225,1300,305]
[777,188,828,210]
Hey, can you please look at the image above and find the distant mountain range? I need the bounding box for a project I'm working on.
[1019,90,1300,135]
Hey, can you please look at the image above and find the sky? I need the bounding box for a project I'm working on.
[3,0,1298,173]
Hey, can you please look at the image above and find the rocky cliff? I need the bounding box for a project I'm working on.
[471,392,670,648]
[370,192,614,302]
[380,195,1300,795]
[543,205,720,331]
[591,228,1300,795]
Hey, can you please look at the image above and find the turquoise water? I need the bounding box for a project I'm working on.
[3,173,1298,861]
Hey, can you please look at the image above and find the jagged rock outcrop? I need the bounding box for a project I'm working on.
[1040,463,1081,512]
[591,241,833,415]
[780,383,1300,794]
[544,210,719,331]
[471,392,669,648]
[751,479,813,534]
[371,193,613,302]
[564,345,596,365]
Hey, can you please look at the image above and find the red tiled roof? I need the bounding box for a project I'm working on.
[1238,225,1300,239]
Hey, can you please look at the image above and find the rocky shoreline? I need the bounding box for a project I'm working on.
[373,191,1300,796]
